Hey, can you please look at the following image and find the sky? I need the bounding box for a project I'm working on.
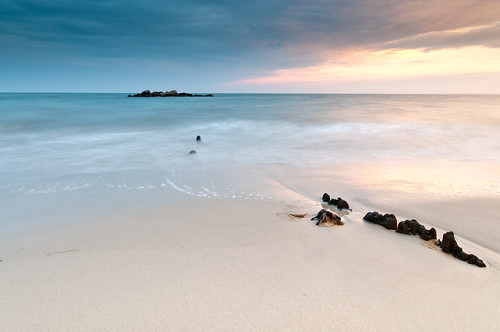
[1,0,500,93]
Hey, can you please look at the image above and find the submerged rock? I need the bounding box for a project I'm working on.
[326,196,350,210]
[328,198,338,205]
[336,199,350,210]
[311,209,343,226]
[189,150,197,154]
[196,135,201,141]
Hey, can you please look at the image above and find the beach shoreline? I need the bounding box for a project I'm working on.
[1,165,499,331]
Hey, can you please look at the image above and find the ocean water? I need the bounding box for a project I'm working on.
[1,93,499,199]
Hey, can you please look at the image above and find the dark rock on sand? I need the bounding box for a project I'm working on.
[363,212,397,230]
[311,209,343,226]
[409,219,425,235]
[441,231,462,255]
[420,227,437,241]
[364,211,384,224]
[196,135,201,141]
[394,219,438,242]
[395,219,426,236]
[382,214,398,230]
[440,231,486,267]
[467,254,486,267]
[456,251,470,261]
[365,214,434,238]
[322,193,331,202]
[396,221,410,234]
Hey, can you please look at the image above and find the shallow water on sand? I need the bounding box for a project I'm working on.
[1,93,499,201]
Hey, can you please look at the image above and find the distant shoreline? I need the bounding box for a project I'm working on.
[128,90,213,97]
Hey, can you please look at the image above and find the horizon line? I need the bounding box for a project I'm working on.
[1,91,499,96]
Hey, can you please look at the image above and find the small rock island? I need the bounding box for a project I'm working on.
[128,90,213,97]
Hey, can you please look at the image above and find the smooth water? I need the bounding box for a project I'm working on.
[1,93,499,197]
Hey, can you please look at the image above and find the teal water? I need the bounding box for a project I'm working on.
[1,93,499,196]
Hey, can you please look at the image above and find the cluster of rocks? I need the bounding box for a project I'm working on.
[396,219,437,241]
[311,192,486,268]
[363,211,485,267]
[128,90,214,97]
[311,209,343,226]
[441,231,486,267]
[363,211,397,230]
[308,192,350,227]
[321,193,350,210]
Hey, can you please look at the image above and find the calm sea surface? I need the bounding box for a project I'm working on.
[1,93,499,197]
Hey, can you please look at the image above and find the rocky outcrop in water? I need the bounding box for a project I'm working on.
[128,90,213,97]
[311,209,343,226]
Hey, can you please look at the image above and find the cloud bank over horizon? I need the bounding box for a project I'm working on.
[1,0,499,93]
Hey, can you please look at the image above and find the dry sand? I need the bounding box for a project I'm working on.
[1,167,499,331]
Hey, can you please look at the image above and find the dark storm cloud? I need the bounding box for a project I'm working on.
[1,0,499,66]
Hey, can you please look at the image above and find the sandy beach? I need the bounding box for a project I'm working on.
[1,165,499,331]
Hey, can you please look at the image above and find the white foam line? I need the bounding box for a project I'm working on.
[179,180,192,191]
[166,178,194,195]
[201,186,212,193]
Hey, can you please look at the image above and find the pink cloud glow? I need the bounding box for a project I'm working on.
[231,46,500,93]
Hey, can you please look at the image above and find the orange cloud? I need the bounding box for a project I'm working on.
[234,46,500,86]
